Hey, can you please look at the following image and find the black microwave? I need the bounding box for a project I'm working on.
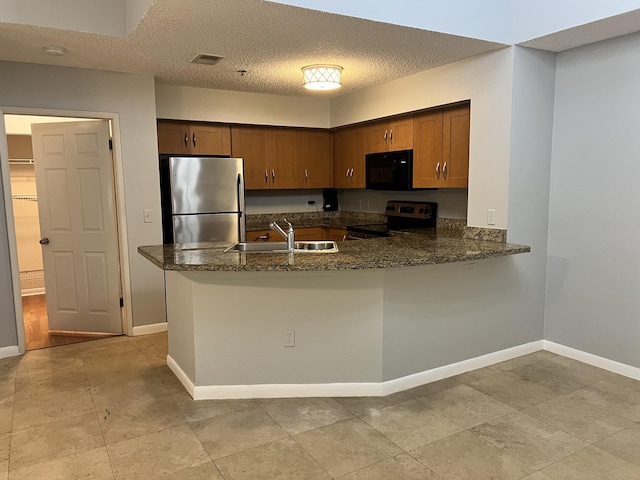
[365,150,414,190]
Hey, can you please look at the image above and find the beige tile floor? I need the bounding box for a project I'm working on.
[1,333,640,479]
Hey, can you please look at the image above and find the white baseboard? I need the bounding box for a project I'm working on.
[382,340,545,395]
[167,355,195,398]
[0,345,20,359]
[194,382,383,400]
[168,340,546,400]
[132,322,168,336]
[544,340,640,381]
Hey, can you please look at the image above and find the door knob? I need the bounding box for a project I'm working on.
[39,237,49,245]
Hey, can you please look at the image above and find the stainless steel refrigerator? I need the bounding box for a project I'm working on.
[159,155,246,244]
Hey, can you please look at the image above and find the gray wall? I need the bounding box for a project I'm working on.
[0,164,17,348]
[380,47,557,381]
[0,62,166,337]
[505,46,557,340]
[545,32,640,368]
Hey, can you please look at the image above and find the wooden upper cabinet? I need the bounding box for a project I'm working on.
[412,110,443,188]
[269,128,303,189]
[367,116,413,153]
[301,130,332,189]
[412,103,470,189]
[334,126,366,189]
[157,120,231,155]
[231,126,306,190]
[157,121,190,154]
[442,105,470,188]
[231,126,270,190]
[190,124,231,156]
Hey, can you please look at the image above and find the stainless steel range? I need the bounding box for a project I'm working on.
[346,200,438,239]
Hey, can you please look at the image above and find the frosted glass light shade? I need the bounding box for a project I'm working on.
[302,65,342,90]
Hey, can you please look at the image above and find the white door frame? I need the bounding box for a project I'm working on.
[0,106,134,354]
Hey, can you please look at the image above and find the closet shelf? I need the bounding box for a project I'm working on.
[12,194,38,202]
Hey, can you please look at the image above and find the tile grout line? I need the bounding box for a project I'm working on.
[253,401,335,480]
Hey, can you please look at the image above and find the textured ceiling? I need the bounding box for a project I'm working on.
[0,0,505,98]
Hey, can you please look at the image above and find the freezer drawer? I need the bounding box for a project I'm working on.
[172,213,243,244]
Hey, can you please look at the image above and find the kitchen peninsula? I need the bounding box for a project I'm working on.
[139,227,530,400]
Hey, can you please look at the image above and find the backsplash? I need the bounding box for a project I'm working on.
[247,211,507,243]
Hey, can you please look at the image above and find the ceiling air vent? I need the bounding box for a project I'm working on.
[191,54,224,65]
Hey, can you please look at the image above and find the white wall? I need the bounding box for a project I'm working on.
[0,0,127,36]
[545,32,640,369]
[331,48,515,229]
[0,61,165,336]
[513,0,640,43]
[270,0,640,45]
[155,85,330,128]
[267,0,514,44]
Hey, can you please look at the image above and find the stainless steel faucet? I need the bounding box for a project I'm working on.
[269,218,295,251]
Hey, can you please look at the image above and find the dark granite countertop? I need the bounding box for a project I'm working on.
[138,229,530,272]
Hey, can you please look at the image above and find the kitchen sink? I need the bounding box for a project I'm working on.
[224,240,338,253]
[293,241,338,252]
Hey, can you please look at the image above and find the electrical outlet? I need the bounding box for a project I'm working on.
[487,209,496,226]
[283,329,295,347]
[143,209,152,223]
[464,263,476,275]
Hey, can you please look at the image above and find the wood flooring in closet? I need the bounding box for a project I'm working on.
[22,295,109,350]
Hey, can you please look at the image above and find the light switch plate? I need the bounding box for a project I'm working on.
[143,209,152,223]
[487,209,496,225]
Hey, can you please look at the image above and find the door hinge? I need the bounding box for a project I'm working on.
[109,139,113,150]
[119,297,124,308]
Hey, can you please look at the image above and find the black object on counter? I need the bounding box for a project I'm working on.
[323,189,338,211]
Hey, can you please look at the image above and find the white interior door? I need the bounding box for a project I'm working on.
[31,120,122,334]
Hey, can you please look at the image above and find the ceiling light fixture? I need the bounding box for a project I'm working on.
[302,64,342,91]
[44,46,66,56]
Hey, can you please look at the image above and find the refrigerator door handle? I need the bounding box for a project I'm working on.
[237,173,246,242]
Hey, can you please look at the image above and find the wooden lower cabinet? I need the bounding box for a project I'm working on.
[294,227,324,241]
[246,230,280,242]
[247,226,347,243]
[324,227,347,242]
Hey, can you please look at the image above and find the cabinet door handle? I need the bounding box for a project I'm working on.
[435,162,440,179]
[192,132,196,148]
[349,168,354,178]
[184,133,189,147]
[389,129,393,144]
[384,129,388,144]
[304,169,308,181]
[264,169,268,183]
[443,162,447,179]
[345,168,350,178]
[272,169,276,181]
